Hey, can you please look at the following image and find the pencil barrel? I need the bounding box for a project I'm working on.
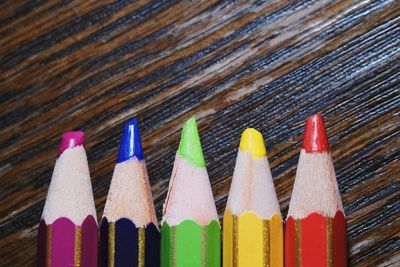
[161,220,221,267]
[223,210,283,267]
[37,215,98,267]
[285,211,347,267]
[99,218,160,267]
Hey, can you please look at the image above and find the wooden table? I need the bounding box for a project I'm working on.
[1,1,399,266]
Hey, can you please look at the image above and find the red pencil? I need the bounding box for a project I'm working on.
[285,115,347,267]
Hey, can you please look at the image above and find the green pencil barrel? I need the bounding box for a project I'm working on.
[161,220,221,267]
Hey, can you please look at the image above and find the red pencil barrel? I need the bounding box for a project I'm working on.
[285,217,296,267]
[301,213,328,267]
[333,211,347,267]
[285,212,347,267]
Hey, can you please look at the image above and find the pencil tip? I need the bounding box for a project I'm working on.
[239,128,266,157]
[302,114,329,153]
[117,118,144,162]
[58,131,84,156]
[177,116,205,167]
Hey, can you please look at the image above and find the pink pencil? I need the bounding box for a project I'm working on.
[38,132,98,267]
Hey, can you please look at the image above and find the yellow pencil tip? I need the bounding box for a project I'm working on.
[239,128,266,158]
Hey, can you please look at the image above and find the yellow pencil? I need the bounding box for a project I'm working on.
[223,128,283,267]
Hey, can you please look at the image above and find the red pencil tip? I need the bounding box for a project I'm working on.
[302,114,329,153]
[58,131,84,156]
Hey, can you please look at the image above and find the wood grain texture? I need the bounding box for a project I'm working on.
[0,0,399,266]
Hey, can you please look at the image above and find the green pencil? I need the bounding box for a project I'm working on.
[161,117,220,267]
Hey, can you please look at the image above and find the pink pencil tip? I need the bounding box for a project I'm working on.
[58,131,84,156]
[302,114,329,153]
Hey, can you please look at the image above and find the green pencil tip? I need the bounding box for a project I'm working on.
[177,117,206,167]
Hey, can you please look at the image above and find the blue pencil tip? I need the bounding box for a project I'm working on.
[117,118,144,162]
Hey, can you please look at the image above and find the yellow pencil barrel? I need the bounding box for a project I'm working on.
[223,209,283,267]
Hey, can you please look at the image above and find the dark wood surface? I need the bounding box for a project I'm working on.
[0,0,399,266]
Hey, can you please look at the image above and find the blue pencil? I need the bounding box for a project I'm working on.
[100,119,159,267]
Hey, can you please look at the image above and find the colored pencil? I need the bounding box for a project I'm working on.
[223,128,283,267]
[161,117,220,267]
[100,119,159,267]
[38,132,98,267]
[285,114,347,267]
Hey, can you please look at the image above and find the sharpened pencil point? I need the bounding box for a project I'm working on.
[177,116,205,167]
[239,128,266,158]
[117,118,144,162]
[302,114,329,153]
[58,131,84,156]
